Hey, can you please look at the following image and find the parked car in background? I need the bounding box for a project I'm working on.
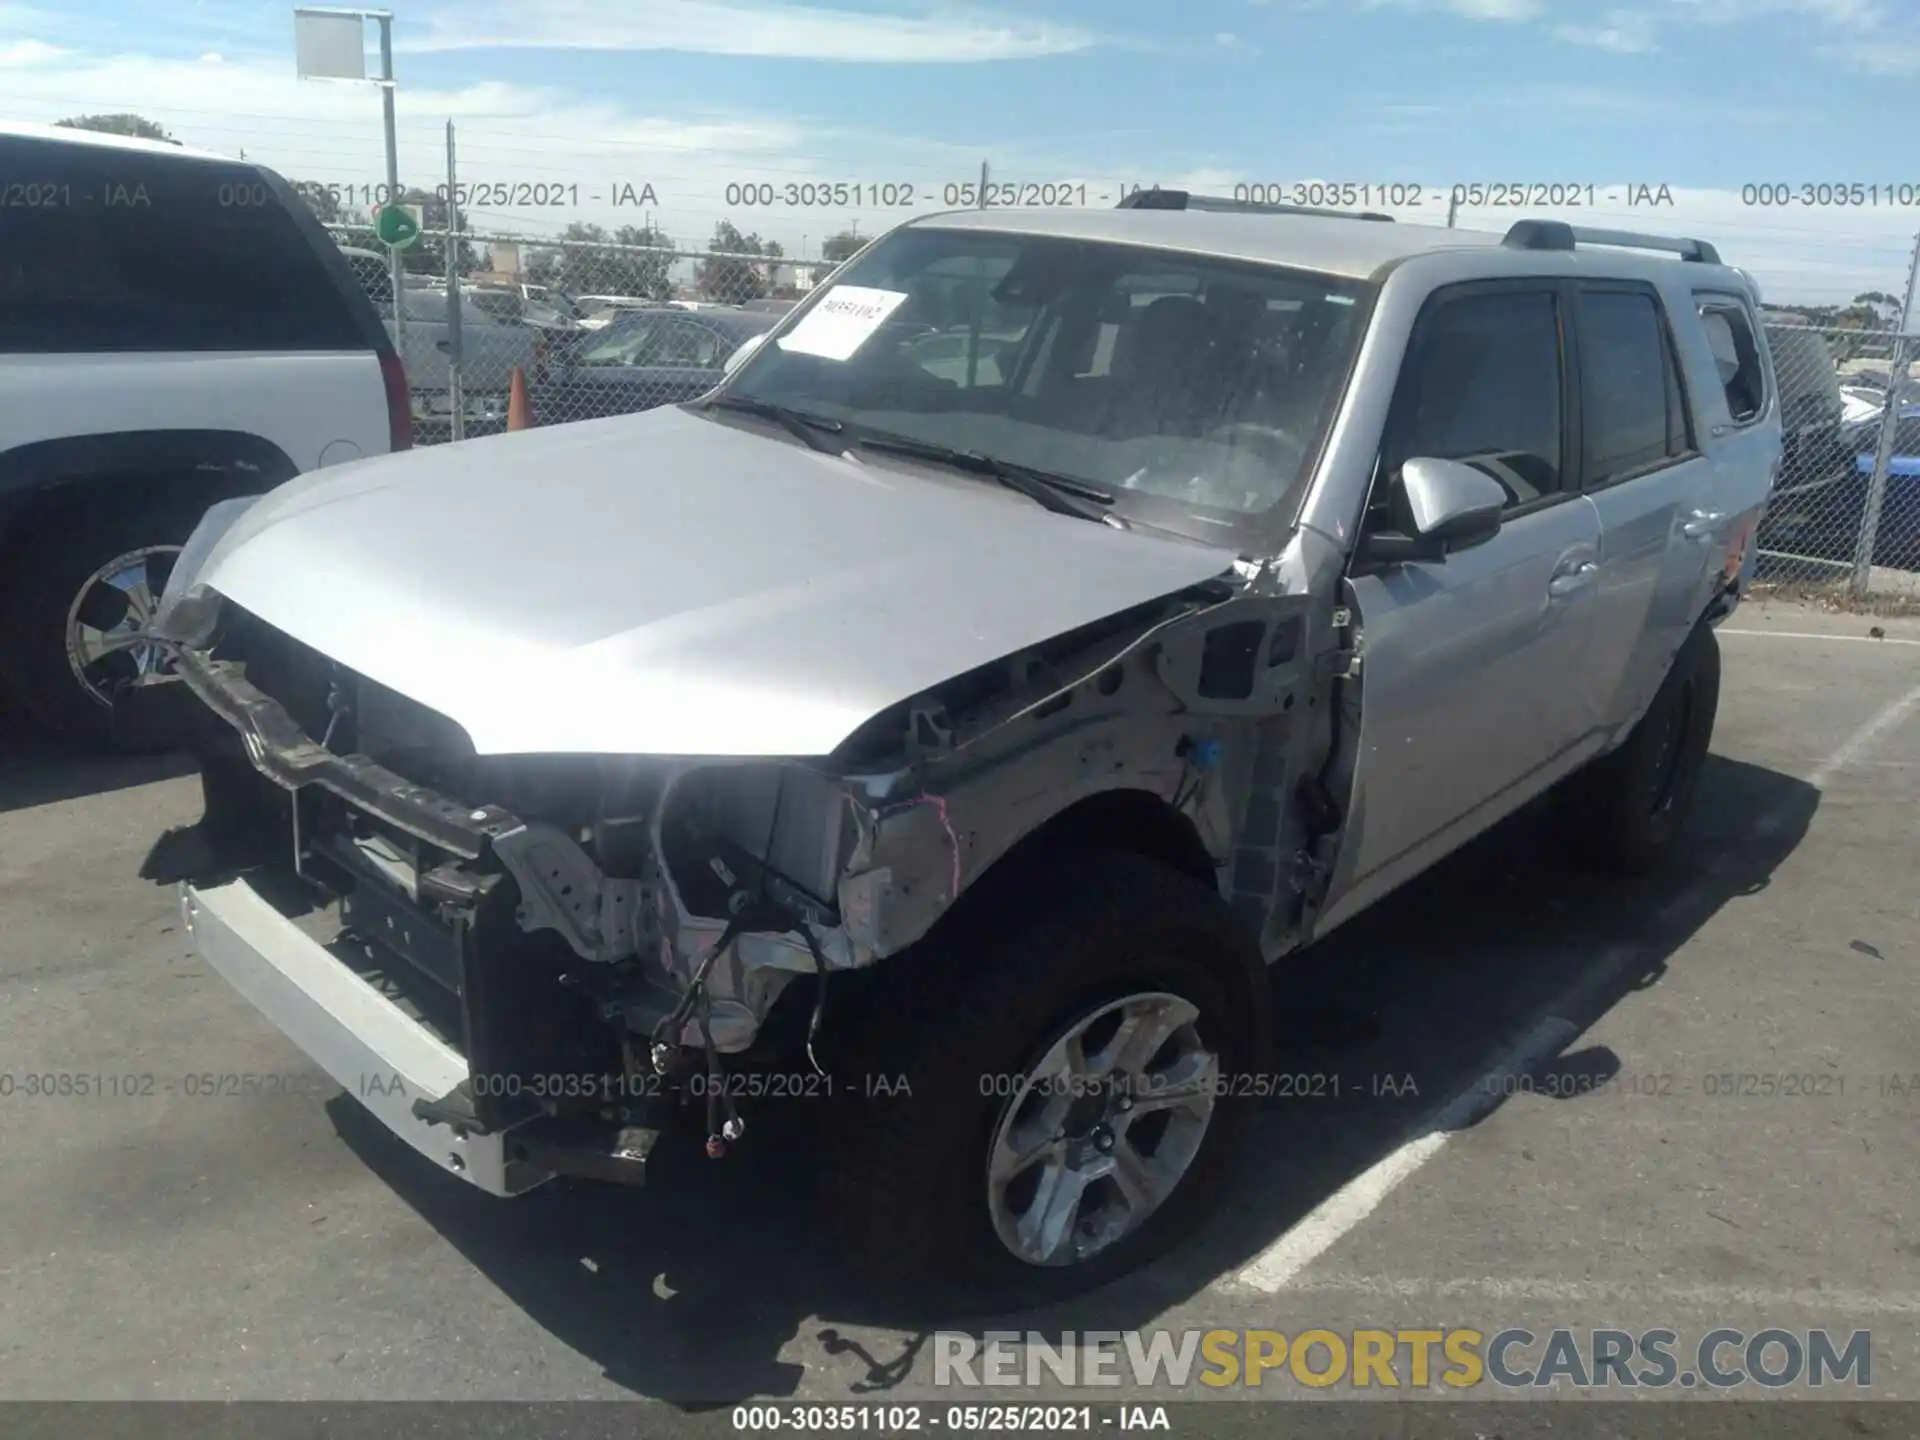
[1756,391,1920,571]
[1841,385,1884,426]
[337,248,544,440]
[1760,322,1847,489]
[0,121,403,746]
[573,295,658,330]
[467,283,582,334]
[527,305,778,425]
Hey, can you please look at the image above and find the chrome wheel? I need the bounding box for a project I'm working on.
[985,991,1219,1268]
[63,544,179,709]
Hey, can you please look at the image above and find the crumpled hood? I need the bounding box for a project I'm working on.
[194,405,1238,757]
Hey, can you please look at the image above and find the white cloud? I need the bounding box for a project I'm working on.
[0,38,63,64]
[1818,38,1920,73]
[1664,0,1884,26]
[1360,0,1542,20]
[1445,0,1541,17]
[1554,8,1660,51]
[199,52,225,64]
[402,0,1105,63]
[1355,0,1911,72]
[0,44,1187,258]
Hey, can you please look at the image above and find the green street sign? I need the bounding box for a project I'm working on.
[372,202,422,250]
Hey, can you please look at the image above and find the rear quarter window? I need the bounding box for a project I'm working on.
[0,135,373,354]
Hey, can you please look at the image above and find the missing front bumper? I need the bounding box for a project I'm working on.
[179,876,549,1196]
[184,874,669,1192]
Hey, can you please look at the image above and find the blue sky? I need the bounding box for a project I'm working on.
[5,0,1920,300]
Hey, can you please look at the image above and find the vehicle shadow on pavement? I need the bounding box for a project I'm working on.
[0,707,193,815]
[330,752,1819,1406]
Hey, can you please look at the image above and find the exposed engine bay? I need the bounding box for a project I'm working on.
[149,561,1350,1183]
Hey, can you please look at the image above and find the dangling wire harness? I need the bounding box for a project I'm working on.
[647,888,836,1158]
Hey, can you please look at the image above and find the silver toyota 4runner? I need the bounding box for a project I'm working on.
[141,203,1780,1309]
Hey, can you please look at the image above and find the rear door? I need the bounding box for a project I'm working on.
[1573,283,1720,737]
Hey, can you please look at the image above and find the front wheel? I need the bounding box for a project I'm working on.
[1558,622,1721,874]
[821,853,1269,1313]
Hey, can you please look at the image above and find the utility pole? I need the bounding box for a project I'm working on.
[444,119,464,442]
[374,13,403,364]
[294,8,404,370]
[1852,226,1920,598]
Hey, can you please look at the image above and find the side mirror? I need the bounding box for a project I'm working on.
[1363,457,1508,564]
[723,333,768,375]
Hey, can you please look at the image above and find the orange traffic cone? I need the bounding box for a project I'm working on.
[507,365,532,431]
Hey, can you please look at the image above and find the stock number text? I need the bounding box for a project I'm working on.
[1743,183,1920,208]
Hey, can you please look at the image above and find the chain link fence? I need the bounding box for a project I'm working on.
[326,222,820,440]
[1753,317,1920,601]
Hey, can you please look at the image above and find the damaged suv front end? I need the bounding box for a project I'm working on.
[142,216,1370,1297]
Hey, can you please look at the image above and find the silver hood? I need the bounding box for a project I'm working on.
[190,405,1239,757]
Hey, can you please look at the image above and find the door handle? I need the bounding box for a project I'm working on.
[1547,561,1599,598]
[1680,510,1724,542]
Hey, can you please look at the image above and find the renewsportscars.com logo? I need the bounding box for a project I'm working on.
[934,1327,1873,1391]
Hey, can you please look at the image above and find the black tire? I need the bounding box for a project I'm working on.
[819,852,1270,1315]
[1558,622,1721,874]
[0,488,213,749]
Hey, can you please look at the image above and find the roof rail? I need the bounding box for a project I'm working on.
[1501,219,1722,265]
[1117,187,1394,222]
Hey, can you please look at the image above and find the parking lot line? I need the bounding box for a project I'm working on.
[1230,673,1920,1297]
[1720,629,1920,646]
[1807,679,1920,786]
[1279,1272,1920,1315]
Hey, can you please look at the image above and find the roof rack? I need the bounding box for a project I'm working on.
[1502,219,1722,265]
[1116,187,1395,222]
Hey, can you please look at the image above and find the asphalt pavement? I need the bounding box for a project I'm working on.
[0,598,1914,1434]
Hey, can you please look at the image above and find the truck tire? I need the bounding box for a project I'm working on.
[820,852,1270,1314]
[0,489,212,749]
[1559,622,1721,874]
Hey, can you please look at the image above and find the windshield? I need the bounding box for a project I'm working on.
[723,226,1370,541]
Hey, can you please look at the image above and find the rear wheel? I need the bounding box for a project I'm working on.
[0,490,212,748]
[1558,622,1720,873]
[821,852,1269,1313]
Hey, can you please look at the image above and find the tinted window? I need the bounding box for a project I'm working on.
[0,136,370,353]
[1382,288,1563,508]
[1703,302,1768,423]
[650,318,727,368]
[1577,290,1673,483]
[577,316,664,366]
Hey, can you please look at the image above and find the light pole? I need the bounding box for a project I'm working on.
[294,7,404,352]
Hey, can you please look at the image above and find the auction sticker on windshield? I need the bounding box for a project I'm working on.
[777,285,909,361]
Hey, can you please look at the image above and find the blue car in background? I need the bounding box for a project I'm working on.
[1761,396,1920,571]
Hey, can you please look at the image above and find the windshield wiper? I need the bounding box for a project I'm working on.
[850,432,1122,526]
[700,394,847,455]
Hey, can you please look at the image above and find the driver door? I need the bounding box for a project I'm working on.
[1319,281,1607,930]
